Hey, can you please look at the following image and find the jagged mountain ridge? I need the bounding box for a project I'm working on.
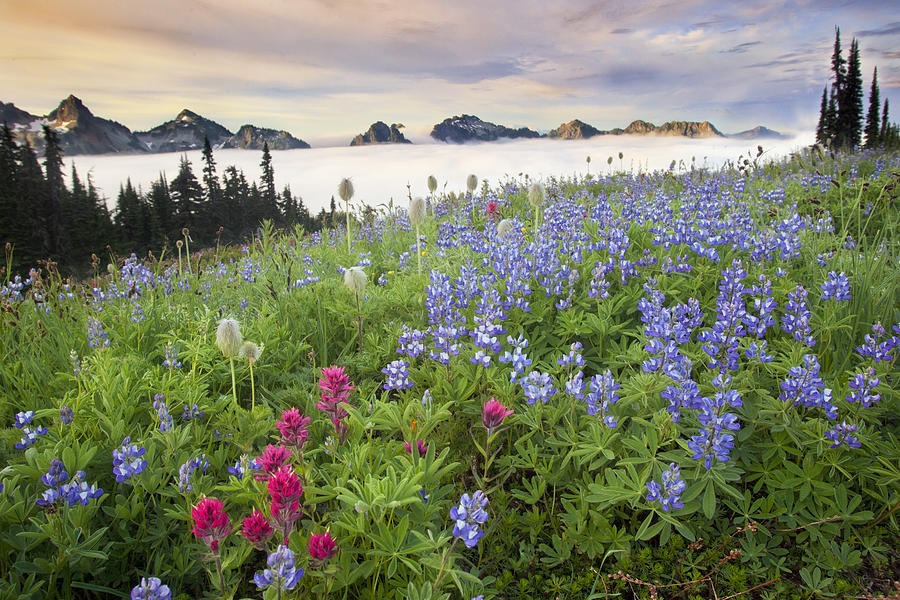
[430,114,543,143]
[134,109,233,153]
[222,125,310,150]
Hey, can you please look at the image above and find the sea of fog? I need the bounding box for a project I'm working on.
[66,134,814,214]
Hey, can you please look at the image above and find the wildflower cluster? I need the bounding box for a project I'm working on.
[112,437,148,482]
[645,462,687,512]
[36,460,103,507]
[450,490,490,548]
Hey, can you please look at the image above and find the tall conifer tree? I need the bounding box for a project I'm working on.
[864,67,880,148]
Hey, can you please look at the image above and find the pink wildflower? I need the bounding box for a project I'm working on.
[276,408,311,450]
[191,497,231,553]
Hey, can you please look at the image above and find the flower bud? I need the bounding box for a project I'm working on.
[338,178,354,203]
[466,174,478,193]
[409,197,425,226]
[216,318,243,358]
[343,266,367,294]
[528,183,545,209]
[427,175,437,194]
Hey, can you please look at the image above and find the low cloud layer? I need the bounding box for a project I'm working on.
[67,135,814,216]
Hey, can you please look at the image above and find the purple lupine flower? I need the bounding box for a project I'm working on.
[856,322,896,362]
[557,341,585,368]
[69,350,84,378]
[382,359,414,391]
[177,454,208,492]
[660,356,702,423]
[499,334,531,383]
[396,326,429,360]
[779,354,837,419]
[744,340,774,363]
[565,370,585,400]
[162,342,182,369]
[470,350,491,368]
[645,462,686,512]
[585,370,619,428]
[59,405,74,424]
[152,395,173,432]
[781,285,815,347]
[14,411,34,428]
[826,421,862,448]
[450,490,490,548]
[37,459,69,506]
[846,367,881,407]
[112,437,148,482]
[181,404,204,421]
[131,577,172,600]
[86,316,110,348]
[130,303,145,323]
[228,455,262,480]
[14,426,48,450]
[697,259,748,372]
[253,545,304,591]
[429,324,465,365]
[688,374,742,470]
[820,271,851,301]
[63,473,104,506]
[743,274,777,338]
[521,371,556,405]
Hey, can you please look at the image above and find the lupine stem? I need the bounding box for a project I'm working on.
[215,553,225,599]
[229,356,238,405]
[432,538,458,592]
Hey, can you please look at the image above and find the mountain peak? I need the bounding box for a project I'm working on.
[49,95,93,123]
[176,109,201,122]
[350,121,412,146]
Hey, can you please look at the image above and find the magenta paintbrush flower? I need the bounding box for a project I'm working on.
[308,531,338,568]
[255,445,293,482]
[482,397,514,432]
[276,408,311,450]
[240,509,274,550]
[404,439,428,457]
[191,497,231,554]
[318,365,355,401]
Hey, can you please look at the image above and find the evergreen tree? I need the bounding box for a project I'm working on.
[201,137,221,238]
[42,125,67,257]
[825,86,839,143]
[0,124,18,245]
[15,141,48,263]
[881,99,889,141]
[221,166,250,241]
[148,173,173,247]
[280,185,297,224]
[836,38,863,148]
[864,67,880,148]
[169,155,203,236]
[260,142,278,223]
[815,86,829,145]
[115,179,146,251]
[830,27,846,95]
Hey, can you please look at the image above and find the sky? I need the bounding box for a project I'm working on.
[1,0,898,146]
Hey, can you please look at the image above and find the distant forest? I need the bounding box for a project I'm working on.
[0,127,339,276]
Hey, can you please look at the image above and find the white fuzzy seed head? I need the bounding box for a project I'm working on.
[528,183,546,209]
[466,174,478,193]
[239,341,262,364]
[409,197,426,226]
[427,175,437,194]
[344,266,367,294]
[216,318,243,358]
[338,178,354,203]
[497,219,514,237]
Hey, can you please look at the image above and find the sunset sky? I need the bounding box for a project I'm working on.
[1,0,897,145]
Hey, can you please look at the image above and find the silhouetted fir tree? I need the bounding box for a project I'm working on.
[221,166,249,242]
[280,185,297,224]
[830,27,846,96]
[62,165,94,264]
[0,124,18,245]
[201,137,220,239]
[85,172,114,251]
[815,86,829,145]
[296,195,313,233]
[115,180,147,251]
[169,155,203,235]
[836,38,863,148]
[15,141,48,264]
[329,196,336,227]
[881,99,889,141]
[246,182,263,235]
[864,67,880,149]
[148,174,173,247]
[825,86,839,143]
[260,143,278,224]
[43,125,68,257]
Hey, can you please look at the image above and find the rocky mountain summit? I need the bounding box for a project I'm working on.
[430,114,543,143]
[222,124,310,150]
[548,119,603,139]
[5,95,146,154]
[350,122,411,146]
[134,109,233,153]
[622,119,724,137]
[729,125,790,140]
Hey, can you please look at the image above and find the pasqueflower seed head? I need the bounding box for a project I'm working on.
[215,318,242,358]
